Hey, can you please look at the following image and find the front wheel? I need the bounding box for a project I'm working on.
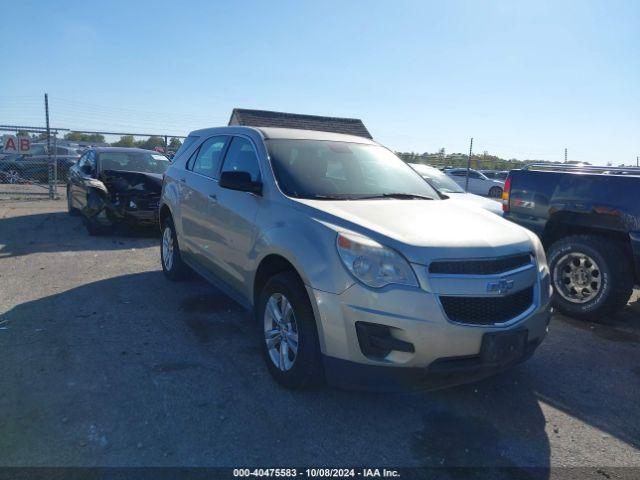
[548,235,633,320]
[257,271,324,389]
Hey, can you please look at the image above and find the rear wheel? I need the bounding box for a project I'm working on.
[548,235,633,320]
[161,216,188,281]
[489,186,503,198]
[257,271,324,389]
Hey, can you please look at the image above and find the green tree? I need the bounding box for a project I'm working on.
[137,136,165,150]
[168,137,182,151]
[111,135,136,147]
[64,132,106,143]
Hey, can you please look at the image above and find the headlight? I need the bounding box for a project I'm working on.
[336,232,418,288]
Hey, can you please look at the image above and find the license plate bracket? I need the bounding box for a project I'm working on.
[481,330,528,366]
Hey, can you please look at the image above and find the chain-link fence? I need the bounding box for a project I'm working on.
[0,127,66,200]
[1,126,185,201]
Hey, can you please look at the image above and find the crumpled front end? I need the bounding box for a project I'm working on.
[84,170,162,226]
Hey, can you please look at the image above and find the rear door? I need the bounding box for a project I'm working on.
[209,136,263,295]
[179,135,230,271]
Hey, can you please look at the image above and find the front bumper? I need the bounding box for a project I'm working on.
[308,270,552,391]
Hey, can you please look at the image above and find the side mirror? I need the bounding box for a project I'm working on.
[80,164,93,176]
[219,171,262,194]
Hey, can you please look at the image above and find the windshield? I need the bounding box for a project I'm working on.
[98,151,169,174]
[267,140,439,200]
[410,164,465,193]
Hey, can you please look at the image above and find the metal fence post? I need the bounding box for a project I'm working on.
[45,93,54,199]
[465,137,473,192]
[53,132,58,197]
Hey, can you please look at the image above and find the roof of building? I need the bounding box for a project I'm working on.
[228,108,372,139]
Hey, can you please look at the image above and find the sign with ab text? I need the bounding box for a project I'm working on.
[2,135,32,154]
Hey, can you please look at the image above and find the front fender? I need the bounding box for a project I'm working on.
[253,222,354,297]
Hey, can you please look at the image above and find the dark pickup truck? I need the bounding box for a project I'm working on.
[503,164,639,320]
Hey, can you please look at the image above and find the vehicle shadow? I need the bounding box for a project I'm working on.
[2,272,636,471]
[0,272,552,472]
[0,211,158,258]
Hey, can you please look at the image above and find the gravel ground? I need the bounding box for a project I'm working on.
[0,199,638,476]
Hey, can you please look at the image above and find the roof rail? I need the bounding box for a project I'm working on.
[521,163,640,175]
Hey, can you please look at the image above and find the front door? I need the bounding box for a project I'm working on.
[210,136,262,295]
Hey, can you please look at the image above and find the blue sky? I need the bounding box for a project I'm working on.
[1,0,638,165]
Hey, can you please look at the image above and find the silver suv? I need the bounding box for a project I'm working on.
[160,127,552,390]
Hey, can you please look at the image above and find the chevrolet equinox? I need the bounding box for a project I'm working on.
[159,127,552,390]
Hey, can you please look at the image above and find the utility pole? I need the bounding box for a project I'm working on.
[636,156,638,167]
[45,93,54,199]
[564,148,568,163]
[465,137,473,192]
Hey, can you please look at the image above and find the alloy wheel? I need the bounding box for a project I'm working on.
[162,226,174,271]
[6,169,21,184]
[263,293,299,371]
[554,252,602,303]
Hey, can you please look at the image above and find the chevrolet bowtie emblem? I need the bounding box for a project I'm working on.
[487,278,515,294]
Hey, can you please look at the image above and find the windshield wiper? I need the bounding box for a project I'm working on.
[354,193,435,200]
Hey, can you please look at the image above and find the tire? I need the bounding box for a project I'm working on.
[4,167,23,184]
[160,215,188,281]
[489,186,503,198]
[84,216,111,236]
[256,271,324,389]
[67,185,80,216]
[548,235,633,320]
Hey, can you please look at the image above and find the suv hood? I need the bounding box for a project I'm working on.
[295,198,533,264]
[447,192,503,215]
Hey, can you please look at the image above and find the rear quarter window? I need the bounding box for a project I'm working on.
[172,135,200,164]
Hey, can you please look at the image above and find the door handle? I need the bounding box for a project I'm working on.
[179,178,186,183]
[208,193,217,202]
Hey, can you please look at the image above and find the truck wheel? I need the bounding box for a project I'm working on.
[257,271,324,389]
[548,235,633,320]
[161,216,188,281]
[489,186,503,198]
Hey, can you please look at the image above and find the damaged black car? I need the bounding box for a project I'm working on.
[67,147,169,235]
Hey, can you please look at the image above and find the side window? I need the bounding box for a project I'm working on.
[173,135,200,164]
[470,171,482,179]
[221,137,260,182]
[29,145,46,156]
[191,136,228,179]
